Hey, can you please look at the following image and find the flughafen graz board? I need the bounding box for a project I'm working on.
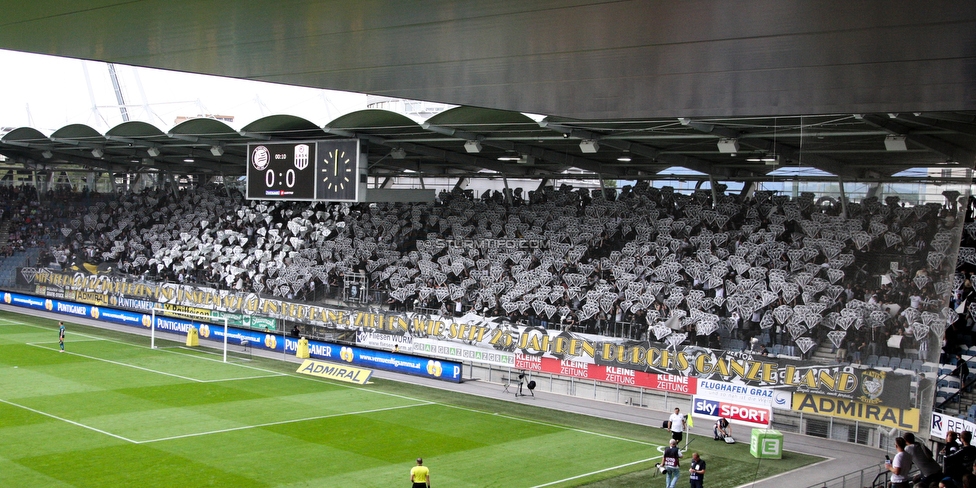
[246,140,360,202]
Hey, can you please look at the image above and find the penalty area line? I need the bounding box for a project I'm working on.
[26,342,286,384]
[136,401,434,444]
[0,398,138,444]
[26,343,205,383]
[529,456,659,488]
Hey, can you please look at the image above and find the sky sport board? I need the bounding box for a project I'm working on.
[246,139,360,202]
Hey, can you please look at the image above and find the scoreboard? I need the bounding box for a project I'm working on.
[246,139,361,201]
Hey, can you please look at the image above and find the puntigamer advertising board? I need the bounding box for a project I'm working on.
[0,291,461,383]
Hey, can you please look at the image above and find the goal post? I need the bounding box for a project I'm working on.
[149,307,231,362]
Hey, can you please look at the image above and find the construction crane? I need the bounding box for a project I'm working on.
[107,63,129,122]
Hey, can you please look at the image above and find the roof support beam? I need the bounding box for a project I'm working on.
[326,127,528,175]
[861,114,976,167]
[675,118,851,177]
[423,123,591,175]
[539,120,724,177]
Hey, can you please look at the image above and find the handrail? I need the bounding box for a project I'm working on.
[804,464,917,488]
[803,463,887,488]
[935,355,976,411]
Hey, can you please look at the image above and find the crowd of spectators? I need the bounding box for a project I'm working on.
[0,180,967,365]
[0,184,81,262]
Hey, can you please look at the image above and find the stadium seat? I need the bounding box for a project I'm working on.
[876,356,890,368]
[866,355,879,367]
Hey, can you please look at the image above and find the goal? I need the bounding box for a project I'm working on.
[149,308,234,362]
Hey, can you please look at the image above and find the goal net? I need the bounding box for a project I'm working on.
[148,308,249,363]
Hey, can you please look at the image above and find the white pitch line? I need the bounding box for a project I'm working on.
[529,456,659,488]
[27,342,206,383]
[440,402,661,447]
[136,401,433,444]
[5,315,666,460]
[20,338,104,344]
[0,398,138,444]
[26,341,286,384]
[10,315,288,382]
[732,456,836,488]
[197,373,287,383]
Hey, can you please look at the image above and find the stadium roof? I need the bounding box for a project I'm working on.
[0,2,973,181]
[1,108,974,180]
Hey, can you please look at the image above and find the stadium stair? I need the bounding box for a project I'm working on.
[0,247,40,287]
[0,220,10,248]
[937,353,976,418]
[810,340,834,364]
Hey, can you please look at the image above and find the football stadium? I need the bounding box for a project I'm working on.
[0,3,975,487]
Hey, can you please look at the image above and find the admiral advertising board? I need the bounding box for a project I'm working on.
[19,268,916,408]
[791,392,920,430]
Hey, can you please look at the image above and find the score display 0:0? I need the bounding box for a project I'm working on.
[266,168,296,188]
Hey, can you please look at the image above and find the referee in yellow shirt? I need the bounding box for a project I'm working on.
[410,457,430,488]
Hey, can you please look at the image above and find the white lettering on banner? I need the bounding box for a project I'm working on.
[57,303,87,315]
[606,373,636,385]
[309,344,333,357]
[155,318,193,334]
[692,396,772,427]
[515,353,543,371]
[655,374,694,393]
[116,297,156,311]
[560,359,588,378]
[102,311,139,323]
[606,366,636,384]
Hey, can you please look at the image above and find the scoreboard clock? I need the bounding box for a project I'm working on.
[315,139,360,202]
[246,139,361,201]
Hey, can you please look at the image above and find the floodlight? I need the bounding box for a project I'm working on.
[579,140,599,153]
[884,135,908,151]
[717,138,740,154]
[147,147,161,157]
[210,145,224,156]
[463,140,482,153]
[91,148,103,158]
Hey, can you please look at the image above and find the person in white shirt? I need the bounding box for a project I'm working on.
[887,436,913,488]
[668,407,686,443]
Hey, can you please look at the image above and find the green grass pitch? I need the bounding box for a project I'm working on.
[0,312,821,487]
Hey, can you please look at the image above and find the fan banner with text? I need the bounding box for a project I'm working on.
[19,269,913,408]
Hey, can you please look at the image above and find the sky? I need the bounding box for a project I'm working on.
[0,49,369,134]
